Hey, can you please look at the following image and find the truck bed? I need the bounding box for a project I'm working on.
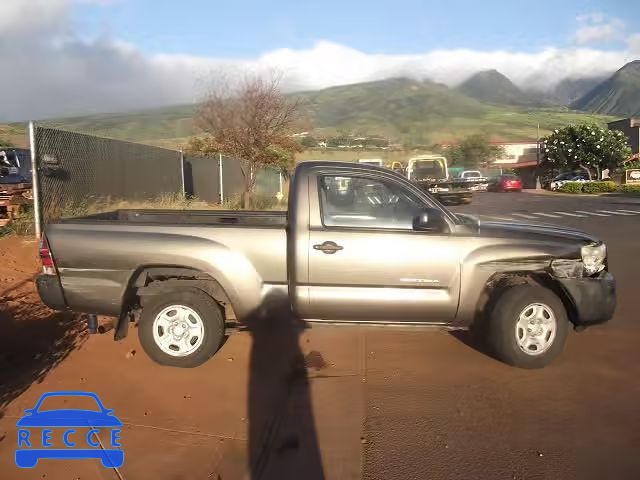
[62,209,288,227]
[45,209,288,317]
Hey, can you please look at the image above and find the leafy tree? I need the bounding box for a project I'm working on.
[299,136,318,148]
[327,136,350,147]
[540,124,631,179]
[625,158,640,169]
[188,73,304,207]
[445,134,504,168]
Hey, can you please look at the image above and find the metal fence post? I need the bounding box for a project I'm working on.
[28,121,42,238]
[218,153,224,203]
[179,150,185,198]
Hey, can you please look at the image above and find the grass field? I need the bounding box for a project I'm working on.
[0,124,28,148]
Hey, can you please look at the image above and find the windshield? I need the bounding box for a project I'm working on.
[411,160,446,179]
[0,151,20,175]
[35,394,103,412]
[553,172,575,181]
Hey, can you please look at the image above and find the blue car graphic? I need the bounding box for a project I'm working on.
[15,391,124,468]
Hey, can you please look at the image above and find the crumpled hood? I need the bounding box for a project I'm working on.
[477,220,600,246]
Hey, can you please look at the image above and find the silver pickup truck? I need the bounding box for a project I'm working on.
[36,161,616,369]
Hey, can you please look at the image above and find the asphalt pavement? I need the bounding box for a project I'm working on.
[362,191,640,480]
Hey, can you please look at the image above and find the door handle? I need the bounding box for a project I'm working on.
[313,241,344,254]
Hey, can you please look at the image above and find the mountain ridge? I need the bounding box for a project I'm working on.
[2,74,621,149]
[571,60,640,116]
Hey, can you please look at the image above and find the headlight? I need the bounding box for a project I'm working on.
[581,242,606,275]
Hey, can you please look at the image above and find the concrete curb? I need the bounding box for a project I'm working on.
[522,190,640,199]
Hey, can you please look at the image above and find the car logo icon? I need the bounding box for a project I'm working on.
[15,391,124,468]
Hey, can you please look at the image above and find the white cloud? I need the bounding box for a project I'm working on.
[573,12,625,45]
[0,1,637,121]
[629,34,640,53]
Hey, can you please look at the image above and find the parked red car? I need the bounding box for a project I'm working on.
[488,174,523,192]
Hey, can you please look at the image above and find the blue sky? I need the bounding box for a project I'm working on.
[76,0,638,57]
[1,0,638,120]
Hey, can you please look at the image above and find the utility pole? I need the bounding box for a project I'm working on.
[29,121,42,237]
[535,122,542,189]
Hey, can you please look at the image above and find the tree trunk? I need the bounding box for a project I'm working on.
[240,163,257,209]
[242,190,251,209]
[578,164,592,180]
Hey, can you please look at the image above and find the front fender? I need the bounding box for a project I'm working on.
[454,243,563,326]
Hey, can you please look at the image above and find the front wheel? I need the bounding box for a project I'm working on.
[138,287,225,368]
[484,284,569,368]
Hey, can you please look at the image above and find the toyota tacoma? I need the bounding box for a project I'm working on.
[36,161,615,369]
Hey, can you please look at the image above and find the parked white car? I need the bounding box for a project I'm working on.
[457,170,489,191]
[549,173,593,191]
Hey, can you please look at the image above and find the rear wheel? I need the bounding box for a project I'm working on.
[138,287,225,368]
[484,284,569,368]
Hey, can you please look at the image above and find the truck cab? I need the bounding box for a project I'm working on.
[406,155,448,182]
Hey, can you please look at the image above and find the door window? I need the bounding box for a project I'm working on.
[318,175,426,229]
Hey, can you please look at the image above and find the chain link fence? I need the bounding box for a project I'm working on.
[31,125,284,230]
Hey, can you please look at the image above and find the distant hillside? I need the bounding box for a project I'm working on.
[572,60,640,116]
[553,75,609,105]
[456,70,541,106]
[41,104,198,145]
[0,124,27,148]
[301,77,487,130]
[6,77,617,148]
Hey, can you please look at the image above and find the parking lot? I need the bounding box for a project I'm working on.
[1,190,639,480]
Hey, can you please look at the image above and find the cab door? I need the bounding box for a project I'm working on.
[293,168,461,323]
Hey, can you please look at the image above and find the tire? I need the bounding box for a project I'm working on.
[484,284,569,369]
[138,287,225,368]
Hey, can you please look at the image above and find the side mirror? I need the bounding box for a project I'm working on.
[412,208,449,233]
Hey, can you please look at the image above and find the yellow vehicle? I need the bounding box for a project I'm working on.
[388,161,405,174]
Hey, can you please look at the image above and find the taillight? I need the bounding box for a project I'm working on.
[39,235,56,275]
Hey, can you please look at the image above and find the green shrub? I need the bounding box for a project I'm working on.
[582,181,617,193]
[559,182,583,193]
[617,184,640,193]
[0,207,35,237]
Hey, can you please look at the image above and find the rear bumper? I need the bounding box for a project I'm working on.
[436,191,472,204]
[36,274,67,311]
[559,272,616,326]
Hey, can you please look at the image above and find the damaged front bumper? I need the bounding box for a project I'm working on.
[558,271,616,326]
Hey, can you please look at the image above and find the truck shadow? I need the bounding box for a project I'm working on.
[448,329,494,359]
[243,291,325,480]
[0,285,85,417]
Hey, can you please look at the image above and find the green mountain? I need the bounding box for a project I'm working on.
[571,60,640,116]
[301,77,487,131]
[2,77,616,149]
[552,75,608,105]
[456,70,539,106]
